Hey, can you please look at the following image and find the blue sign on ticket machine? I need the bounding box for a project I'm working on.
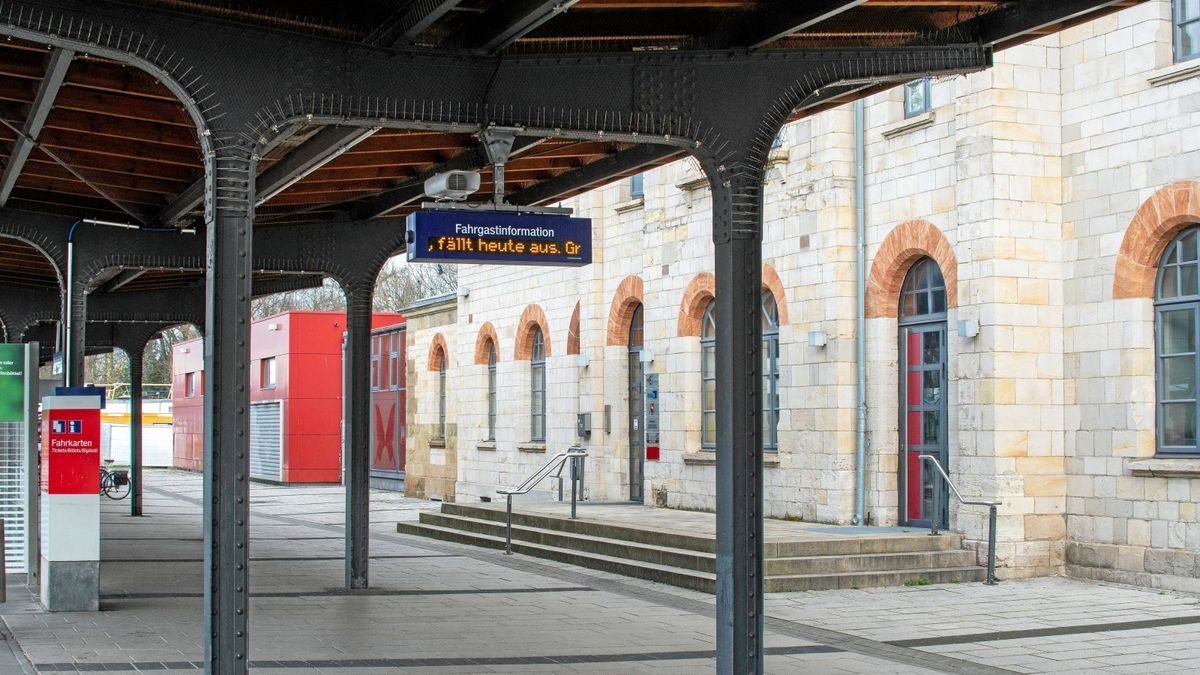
[407,209,592,267]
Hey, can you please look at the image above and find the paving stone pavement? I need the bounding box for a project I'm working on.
[0,469,1196,674]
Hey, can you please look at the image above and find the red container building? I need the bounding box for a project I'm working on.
[172,310,404,483]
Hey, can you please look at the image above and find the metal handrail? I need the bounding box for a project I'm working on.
[919,454,1000,585]
[498,449,586,554]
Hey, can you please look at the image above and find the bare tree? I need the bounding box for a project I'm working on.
[251,278,347,319]
[373,258,457,312]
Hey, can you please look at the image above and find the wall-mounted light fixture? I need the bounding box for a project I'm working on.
[807,330,828,348]
[575,353,590,369]
[957,319,980,338]
[457,287,470,299]
[638,348,655,364]
[267,323,280,332]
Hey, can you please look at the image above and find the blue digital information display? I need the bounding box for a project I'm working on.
[406,209,592,267]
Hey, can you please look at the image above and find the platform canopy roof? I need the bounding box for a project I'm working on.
[0,0,1138,299]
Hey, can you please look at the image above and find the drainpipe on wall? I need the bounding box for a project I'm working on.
[853,99,868,526]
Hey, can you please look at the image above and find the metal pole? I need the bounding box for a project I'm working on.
[986,505,998,585]
[505,495,513,555]
[1,519,6,604]
[853,99,869,526]
[24,342,39,588]
[129,346,144,516]
[570,458,578,520]
[713,188,765,675]
[202,205,252,674]
[929,464,941,536]
[343,293,373,590]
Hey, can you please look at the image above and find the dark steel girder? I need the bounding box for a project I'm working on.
[720,0,867,50]
[508,143,681,206]
[366,0,463,47]
[97,269,145,293]
[467,0,580,53]
[974,0,1131,48]
[256,126,379,205]
[339,136,544,220]
[0,47,74,206]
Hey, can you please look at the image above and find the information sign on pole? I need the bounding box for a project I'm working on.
[0,344,24,422]
[407,209,591,267]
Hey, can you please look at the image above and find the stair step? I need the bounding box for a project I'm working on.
[418,511,715,572]
[442,503,964,557]
[766,550,978,575]
[765,567,987,592]
[397,521,717,593]
[441,503,716,553]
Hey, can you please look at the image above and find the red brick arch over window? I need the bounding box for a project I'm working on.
[607,275,644,346]
[473,322,500,365]
[677,266,789,336]
[866,219,958,319]
[567,301,581,356]
[678,272,715,337]
[427,333,449,372]
[514,304,551,360]
[1113,181,1200,299]
[761,263,790,325]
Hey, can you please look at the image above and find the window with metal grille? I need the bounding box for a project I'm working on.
[486,340,497,441]
[1156,226,1200,455]
[761,291,780,453]
[531,327,546,441]
[701,299,717,450]
[435,347,446,440]
[1178,0,1200,62]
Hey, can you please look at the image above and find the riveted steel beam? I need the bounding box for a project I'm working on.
[722,0,867,50]
[508,143,682,206]
[365,0,463,47]
[336,137,544,220]
[96,269,146,293]
[712,177,765,675]
[0,48,74,207]
[467,0,580,53]
[974,0,1129,48]
[256,126,379,205]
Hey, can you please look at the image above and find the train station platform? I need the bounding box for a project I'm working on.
[2,470,1199,673]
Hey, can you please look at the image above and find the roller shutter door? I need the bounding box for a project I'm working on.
[249,401,282,481]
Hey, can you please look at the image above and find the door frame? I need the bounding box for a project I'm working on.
[898,320,949,528]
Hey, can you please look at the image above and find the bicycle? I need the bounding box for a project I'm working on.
[100,461,132,500]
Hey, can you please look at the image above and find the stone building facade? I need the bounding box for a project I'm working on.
[403,294,458,502]
[404,0,1200,589]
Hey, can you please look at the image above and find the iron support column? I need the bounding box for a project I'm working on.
[64,272,86,387]
[129,344,144,516]
[203,206,253,673]
[714,190,765,674]
[344,291,373,589]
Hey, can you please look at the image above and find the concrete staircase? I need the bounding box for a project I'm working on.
[397,503,986,592]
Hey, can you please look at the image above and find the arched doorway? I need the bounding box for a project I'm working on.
[628,303,645,502]
[898,257,948,528]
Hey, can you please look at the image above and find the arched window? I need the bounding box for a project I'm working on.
[901,257,948,319]
[701,300,717,449]
[486,340,497,442]
[435,347,446,440]
[531,327,546,442]
[1156,227,1200,455]
[699,293,780,453]
[761,291,780,452]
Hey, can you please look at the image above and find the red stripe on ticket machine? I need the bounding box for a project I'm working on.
[42,407,101,494]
